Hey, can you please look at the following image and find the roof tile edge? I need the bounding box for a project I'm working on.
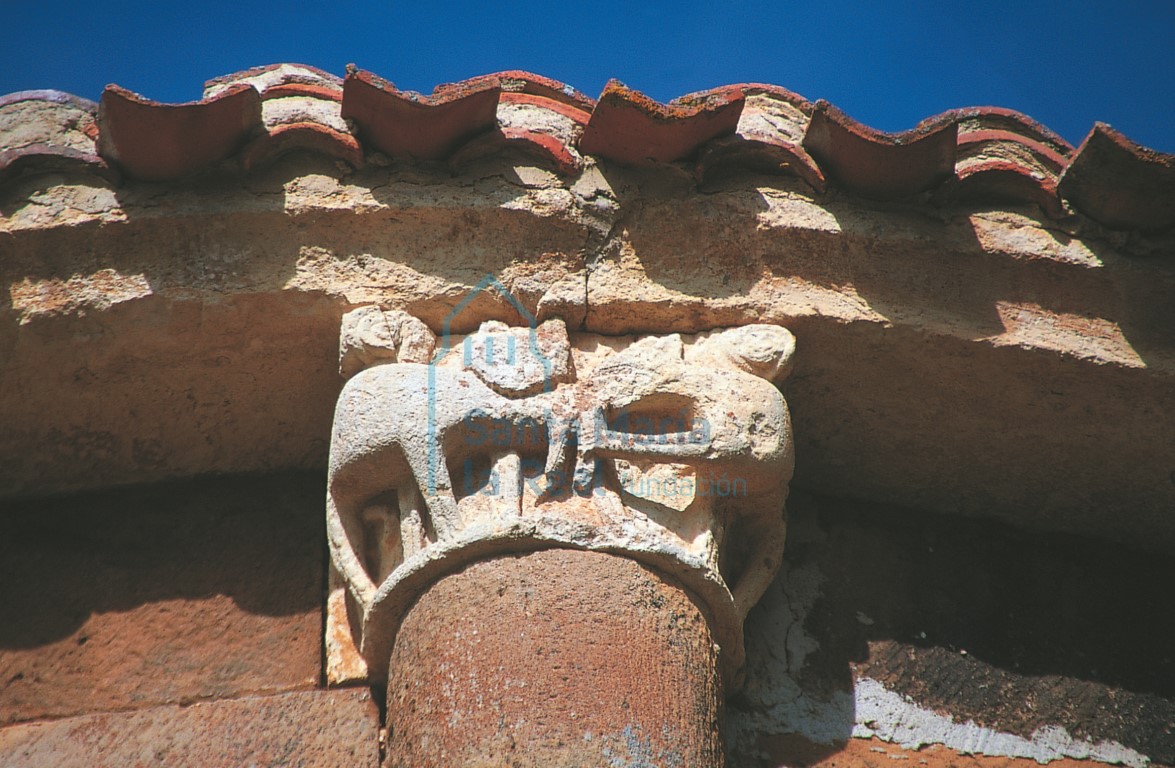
[1,64,1173,234]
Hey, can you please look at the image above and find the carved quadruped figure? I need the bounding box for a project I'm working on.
[327,306,796,688]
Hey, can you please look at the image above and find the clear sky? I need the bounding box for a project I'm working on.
[3,1,1173,153]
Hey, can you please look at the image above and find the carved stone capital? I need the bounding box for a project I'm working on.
[327,308,796,687]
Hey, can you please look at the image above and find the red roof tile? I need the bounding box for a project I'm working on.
[203,63,343,97]
[739,84,813,112]
[939,107,1073,217]
[240,123,363,172]
[450,128,581,176]
[695,84,823,190]
[953,107,1073,156]
[579,80,745,165]
[97,84,262,181]
[1058,123,1175,233]
[802,101,958,199]
[261,83,344,102]
[451,90,590,175]
[3,64,1174,235]
[0,89,100,115]
[209,64,360,172]
[695,135,825,191]
[498,92,590,126]
[949,160,1064,218]
[0,90,113,184]
[0,144,116,186]
[957,129,1068,172]
[466,71,595,113]
[341,67,501,161]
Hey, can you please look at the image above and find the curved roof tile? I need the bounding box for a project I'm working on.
[97,83,261,181]
[802,101,958,199]
[240,123,363,172]
[946,112,1074,218]
[341,67,501,161]
[0,90,113,184]
[465,70,595,113]
[450,128,581,176]
[212,64,361,171]
[949,159,1063,218]
[695,135,825,191]
[3,64,1174,235]
[203,63,343,99]
[696,84,823,189]
[0,144,116,186]
[449,91,589,176]
[579,80,745,165]
[1058,123,1175,233]
[953,107,1073,156]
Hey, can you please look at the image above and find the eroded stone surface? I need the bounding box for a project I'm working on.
[728,493,1175,768]
[1,96,1171,768]
[0,689,379,768]
[0,93,98,155]
[754,735,1124,768]
[386,549,723,768]
[0,473,324,725]
[1,162,1171,556]
[339,304,436,377]
[325,564,369,687]
[327,315,796,687]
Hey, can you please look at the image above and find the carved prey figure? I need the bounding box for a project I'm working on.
[327,308,796,689]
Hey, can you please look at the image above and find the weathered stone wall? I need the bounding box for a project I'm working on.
[2,157,1173,552]
[729,493,1175,767]
[0,473,380,766]
[2,476,1171,765]
[3,67,1173,765]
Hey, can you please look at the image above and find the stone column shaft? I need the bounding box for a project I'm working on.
[386,549,724,768]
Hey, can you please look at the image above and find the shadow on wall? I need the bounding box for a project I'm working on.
[728,492,1175,768]
[585,168,1175,555]
[0,152,597,498]
[603,163,1172,369]
[0,472,326,726]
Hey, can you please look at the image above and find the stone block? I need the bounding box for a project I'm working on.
[0,473,325,724]
[0,688,378,767]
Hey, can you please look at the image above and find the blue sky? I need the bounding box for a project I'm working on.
[3,1,1174,152]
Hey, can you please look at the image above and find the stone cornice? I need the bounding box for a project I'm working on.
[2,63,1174,232]
[2,80,1172,553]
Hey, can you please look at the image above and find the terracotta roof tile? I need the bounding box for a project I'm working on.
[240,123,362,172]
[450,128,581,176]
[447,90,590,176]
[203,63,343,99]
[802,101,958,199]
[211,64,361,171]
[0,144,116,186]
[0,89,101,150]
[97,83,261,181]
[0,90,114,184]
[695,84,824,190]
[956,129,1068,173]
[949,159,1064,218]
[499,92,590,126]
[261,83,344,102]
[579,80,745,165]
[1058,123,1175,233]
[938,107,1072,217]
[953,106,1073,156]
[466,70,595,113]
[341,67,501,161]
[4,63,1174,235]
